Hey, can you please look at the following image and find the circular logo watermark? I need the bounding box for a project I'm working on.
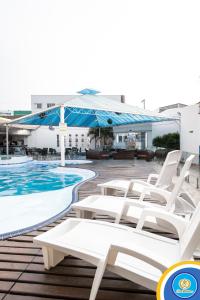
[172,273,197,298]
[157,262,200,300]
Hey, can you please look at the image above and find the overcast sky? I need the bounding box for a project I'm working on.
[0,0,200,111]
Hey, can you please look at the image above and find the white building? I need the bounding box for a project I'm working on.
[113,103,184,150]
[27,94,123,152]
[180,103,200,163]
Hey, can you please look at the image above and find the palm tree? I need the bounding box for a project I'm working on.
[88,127,114,149]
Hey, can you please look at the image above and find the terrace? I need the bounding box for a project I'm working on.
[0,159,199,300]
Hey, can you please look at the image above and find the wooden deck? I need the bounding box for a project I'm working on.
[0,159,164,300]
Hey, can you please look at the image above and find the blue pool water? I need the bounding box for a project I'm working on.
[0,163,82,196]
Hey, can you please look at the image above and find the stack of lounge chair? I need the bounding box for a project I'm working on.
[34,150,198,300]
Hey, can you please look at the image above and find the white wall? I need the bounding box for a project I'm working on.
[27,127,89,151]
[180,104,200,157]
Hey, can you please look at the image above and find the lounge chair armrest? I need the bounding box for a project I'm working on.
[144,187,171,203]
[137,185,171,203]
[146,187,171,197]
[175,195,196,216]
[121,199,162,213]
[107,244,167,273]
[129,179,152,187]
[115,199,162,223]
[147,173,159,184]
[137,207,189,238]
[127,180,152,196]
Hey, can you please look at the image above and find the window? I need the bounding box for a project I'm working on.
[75,138,78,142]
[47,103,55,108]
[75,134,78,137]
[56,135,59,147]
[81,134,84,137]
[36,103,42,109]
[118,136,123,143]
[81,138,84,143]
[69,138,72,142]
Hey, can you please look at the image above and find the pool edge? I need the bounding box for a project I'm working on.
[0,168,98,240]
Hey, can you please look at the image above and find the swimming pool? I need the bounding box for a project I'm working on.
[0,162,95,239]
[0,162,82,196]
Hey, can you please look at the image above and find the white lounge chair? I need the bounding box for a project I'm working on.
[98,150,182,198]
[72,155,195,231]
[34,201,200,300]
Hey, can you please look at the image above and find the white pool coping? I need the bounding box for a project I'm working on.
[0,156,33,166]
[0,167,96,239]
[0,159,93,168]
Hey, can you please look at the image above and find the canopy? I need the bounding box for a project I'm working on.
[10,94,174,166]
[10,94,171,128]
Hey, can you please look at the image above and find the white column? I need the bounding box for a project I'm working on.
[6,125,9,157]
[116,134,119,143]
[60,105,65,167]
[145,132,148,149]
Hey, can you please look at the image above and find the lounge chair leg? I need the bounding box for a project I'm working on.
[89,260,107,300]
[42,246,65,269]
[102,187,114,196]
[84,211,95,219]
[76,210,95,219]
[115,214,121,224]
[124,190,128,197]
[139,192,145,201]
[101,187,106,195]
[75,210,82,218]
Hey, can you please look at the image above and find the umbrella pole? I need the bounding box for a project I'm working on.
[99,128,101,148]
[6,125,9,157]
[60,105,65,167]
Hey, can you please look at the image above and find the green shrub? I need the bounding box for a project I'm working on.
[153,132,180,150]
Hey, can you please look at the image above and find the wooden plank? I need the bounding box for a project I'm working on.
[32,256,94,267]
[0,271,21,281]
[0,293,5,300]
[0,241,40,249]
[0,247,39,256]
[8,236,33,242]
[18,273,144,291]
[0,262,28,271]
[11,282,156,300]
[0,281,14,292]
[4,295,65,300]
[0,254,34,263]
[26,263,120,279]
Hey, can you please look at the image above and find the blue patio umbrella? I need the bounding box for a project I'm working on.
[10,92,173,166]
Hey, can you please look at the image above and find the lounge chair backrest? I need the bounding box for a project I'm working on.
[156,150,182,188]
[166,154,195,210]
[175,192,197,216]
[180,200,200,259]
